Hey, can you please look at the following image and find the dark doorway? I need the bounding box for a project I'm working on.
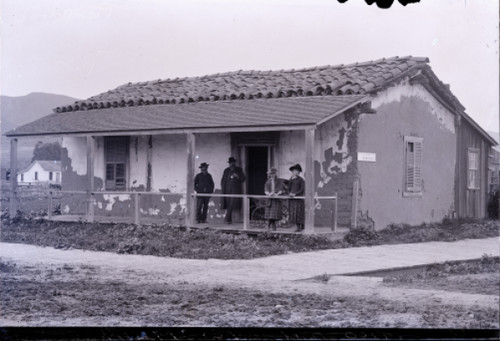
[246,146,268,195]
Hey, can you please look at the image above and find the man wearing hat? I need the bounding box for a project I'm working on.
[221,157,246,224]
[194,162,215,223]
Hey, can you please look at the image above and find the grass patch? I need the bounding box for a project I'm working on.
[1,211,498,260]
[383,254,500,284]
[343,218,499,247]
[382,255,500,296]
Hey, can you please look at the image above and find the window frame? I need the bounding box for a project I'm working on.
[467,148,480,190]
[104,136,129,191]
[403,135,424,197]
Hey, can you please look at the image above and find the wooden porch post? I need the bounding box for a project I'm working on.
[9,138,18,217]
[304,128,316,234]
[186,132,196,228]
[351,179,359,228]
[86,136,95,223]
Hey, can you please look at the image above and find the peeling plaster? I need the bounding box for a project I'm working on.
[169,196,186,215]
[371,80,455,133]
[102,194,131,211]
[316,112,356,188]
[140,208,160,215]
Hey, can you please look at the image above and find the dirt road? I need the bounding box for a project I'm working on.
[1,239,498,327]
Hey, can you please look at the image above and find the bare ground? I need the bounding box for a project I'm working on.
[1,243,498,328]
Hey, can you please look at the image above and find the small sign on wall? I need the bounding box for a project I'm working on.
[358,152,376,162]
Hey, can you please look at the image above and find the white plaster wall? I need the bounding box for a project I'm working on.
[151,133,231,192]
[151,134,188,192]
[63,134,233,194]
[93,137,105,190]
[129,136,149,190]
[277,130,306,178]
[194,133,231,190]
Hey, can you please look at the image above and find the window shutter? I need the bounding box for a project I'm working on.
[404,136,423,194]
[406,142,415,191]
[413,141,423,191]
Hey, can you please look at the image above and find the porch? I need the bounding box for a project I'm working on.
[6,96,373,232]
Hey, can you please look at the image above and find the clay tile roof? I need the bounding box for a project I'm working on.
[5,57,412,109]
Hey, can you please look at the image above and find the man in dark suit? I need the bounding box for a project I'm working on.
[221,157,246,224]
[194,162,214,223]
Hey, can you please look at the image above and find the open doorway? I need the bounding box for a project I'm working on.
[246,146,269,195]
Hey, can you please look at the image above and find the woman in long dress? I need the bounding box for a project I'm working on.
[264,168,285,231]
[288,164,305,232]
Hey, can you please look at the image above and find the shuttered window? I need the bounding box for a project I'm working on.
[467,148,480,190]
[105,136,128,190]
[404,136,423,195]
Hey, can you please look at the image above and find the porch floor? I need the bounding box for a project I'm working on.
[47,215,348,236]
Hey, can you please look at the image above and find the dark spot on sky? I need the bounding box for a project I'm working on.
[338,0,420,8]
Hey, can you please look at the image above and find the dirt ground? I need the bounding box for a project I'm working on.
[1,246,498,328]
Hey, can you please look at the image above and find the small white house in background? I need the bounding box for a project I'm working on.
[17,160,61,185]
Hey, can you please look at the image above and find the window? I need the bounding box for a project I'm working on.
[105,136,128,190]
[20,174,23,182]
[468,148,480,190]
[404,136,423,196]
[49,172,53,181]
[34,172,38,181]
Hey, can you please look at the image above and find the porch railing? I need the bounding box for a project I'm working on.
[8,189,337,232]
[191,193,338,232]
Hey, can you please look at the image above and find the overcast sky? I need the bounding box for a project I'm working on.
[1,0,498,132]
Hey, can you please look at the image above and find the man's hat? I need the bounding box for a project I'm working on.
[228,157,237,163]
[289,164,303,172]
[199,162,209,169]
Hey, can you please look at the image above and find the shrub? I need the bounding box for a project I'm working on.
[343,226,380,246]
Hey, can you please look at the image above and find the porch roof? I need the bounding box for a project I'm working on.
[6,95,367,137]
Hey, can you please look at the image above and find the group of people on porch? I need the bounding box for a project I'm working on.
[193,156,305,232]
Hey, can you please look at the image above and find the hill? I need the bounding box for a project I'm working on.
[1,93,79,170]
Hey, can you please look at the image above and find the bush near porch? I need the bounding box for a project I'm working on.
[1,211,498,260]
